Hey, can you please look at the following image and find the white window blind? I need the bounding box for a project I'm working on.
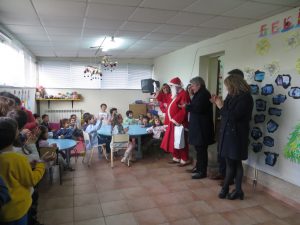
[38,61,101,89]
[38,61,153,89]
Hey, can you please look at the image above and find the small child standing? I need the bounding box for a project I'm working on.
[84,114,103,160]
[98,103,109,124]
[145,118,167,151]
[110,114,135,165]
[123,110,136,125]
[0,117,53,224]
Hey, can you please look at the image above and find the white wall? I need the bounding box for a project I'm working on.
[38,88,150,118]
[154,8,300,187]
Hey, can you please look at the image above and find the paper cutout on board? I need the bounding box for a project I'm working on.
[296,58,300,74]
[254,114,266,124]
[256,99,267,111]
[256,38,270,56]
[267,119,279,133]
[268,107,282,116]
[284,123,300,164]
[284,30,300,49]
[254,70,265,82]
[250,84,259,95]
[264,152,279,166]
[251,127,263,140]
[288,87,300,99]
[263,136,274,147]
[261,84,274,96]
[251,142,263,153]
[275,74,291,89]
[272,94,287,105]
[244,67,255,80]
[263,61,279,76]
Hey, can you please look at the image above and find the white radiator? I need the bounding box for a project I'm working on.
[45,109,83,123]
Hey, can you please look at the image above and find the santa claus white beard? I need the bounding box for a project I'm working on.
[171,85,177,99]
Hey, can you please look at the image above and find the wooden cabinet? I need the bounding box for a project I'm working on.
[129,104,147,118]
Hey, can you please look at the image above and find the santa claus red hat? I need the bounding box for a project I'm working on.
[169,77,182,87]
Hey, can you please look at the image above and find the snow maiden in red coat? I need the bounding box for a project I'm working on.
[160,77,191,166]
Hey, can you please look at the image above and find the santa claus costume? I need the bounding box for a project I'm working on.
[160,77,190,165]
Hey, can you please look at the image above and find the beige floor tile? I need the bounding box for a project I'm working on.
[133,208,168,225]
[255,218,290,225]
[185,200,214,217]
[221,210,257,225]
[105,213,138,225]
[205,199,238,212]
[74,193,100,207]
[39,196,74,211]
[282,213,300,225]
[121,186,147,199]
[74,217,106,225]
[261,202,297,218]
[98,189,125,203]
[42,208,73,225]
[197,213,230,225]
[174,190,199,204]
[170,217,200,225]
[160,204,193,222]
[241,205,279,223]
[127,196,157,212]
[74,183,97,195]
[101,200,130,216]
[152,193,179,207]
[74,204,103,221]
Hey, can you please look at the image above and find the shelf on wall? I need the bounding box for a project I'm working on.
[36,98,81,114]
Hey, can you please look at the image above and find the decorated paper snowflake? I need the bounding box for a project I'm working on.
[244,67,255,80]
[284,31,300,49]
[256,38,270,56]
[263,61,280,76]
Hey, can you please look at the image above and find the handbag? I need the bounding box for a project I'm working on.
[174,125,185,149]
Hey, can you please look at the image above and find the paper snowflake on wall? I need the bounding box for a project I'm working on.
[296,58,300,74]
[284,31,300,49]
[263,61,280,76]
[256,38,270,56]
[244,67,255,80]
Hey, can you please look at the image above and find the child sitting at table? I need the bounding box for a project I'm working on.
[84,113,103,160]
[111,113,136,164]
[141,115,152,128]
[137,114,144,125]
[146,111,154,124]
[123,110,136,125]
[107,107,118,125]
[53,118,74,139]
[0,117,53,225]
[36,125,71,171]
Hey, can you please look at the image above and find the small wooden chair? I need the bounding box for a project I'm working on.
[39,147,62,185]
[82,131,106,166]
[110,133,129,168]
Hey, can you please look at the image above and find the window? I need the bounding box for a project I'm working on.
[0,42,36,87]
[38,61,153,89]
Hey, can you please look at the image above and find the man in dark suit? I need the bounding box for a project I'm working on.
[184,76,215,179]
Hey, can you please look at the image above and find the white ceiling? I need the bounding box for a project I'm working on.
[0,0,299,59]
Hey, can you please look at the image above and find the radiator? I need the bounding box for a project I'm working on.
[45,109,83,123]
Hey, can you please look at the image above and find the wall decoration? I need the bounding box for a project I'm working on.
[250,84,259,95]
[256,38,271,55]
[254,70,265,82]
[263,136,275,147]
[261,84,274,95]
[284,30,300,49]
[256,99,267,111]
[263,61,279,76]
[267,119,279,133]
[264,152,279,166]
[296,58,300,74]
[244,67,255,80]
[268,107,282,116]
[272,94,287,105]
[251,142,263,153]
[254,114,266,123]
[284,123,300,164]
[275,74,291,89]
[288,87,300,99]
[251,127,263,140]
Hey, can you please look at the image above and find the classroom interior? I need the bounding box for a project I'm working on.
[0,0,300,225]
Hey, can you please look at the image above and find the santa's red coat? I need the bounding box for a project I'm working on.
[160,89,190,153]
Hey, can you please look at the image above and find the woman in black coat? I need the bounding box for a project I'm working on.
[184,77,215,179]
[211,74,253,200]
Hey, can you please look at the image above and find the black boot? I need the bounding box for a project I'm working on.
[227,189,244,200]
[218,187,229,199]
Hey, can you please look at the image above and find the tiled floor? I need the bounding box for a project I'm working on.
[38,153,300,225]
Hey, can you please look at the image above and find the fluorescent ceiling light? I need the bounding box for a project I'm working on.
[94,36,123,52]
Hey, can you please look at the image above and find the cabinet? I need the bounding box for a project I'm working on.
[129,104,147,118]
